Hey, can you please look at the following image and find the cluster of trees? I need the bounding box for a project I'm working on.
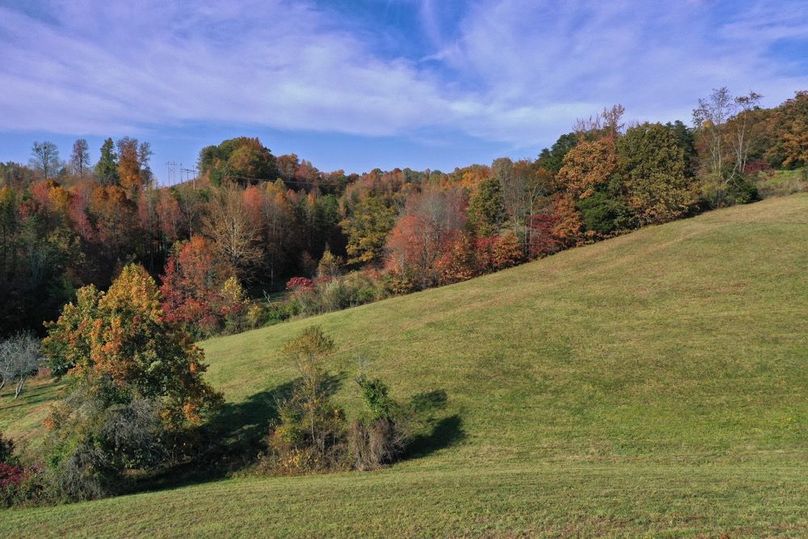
[1,265,222,504]
[1,291,438,504]
[1,90,805,340]
[0,137,344,337]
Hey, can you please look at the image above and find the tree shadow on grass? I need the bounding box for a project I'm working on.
[402,389,466,460]
[0,378,62,410]
[405,415,466,460]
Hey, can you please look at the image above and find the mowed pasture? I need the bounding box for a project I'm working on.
[2,194,807,537]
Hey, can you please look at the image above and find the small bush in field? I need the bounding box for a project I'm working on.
[261,328,418,475]
[348,376,409,471]
[288,271,386,317]
[317,272,384,312]
[0,462,26,506]
[261,328,441,476]
[263,327,348,474]
[0,432,47,507]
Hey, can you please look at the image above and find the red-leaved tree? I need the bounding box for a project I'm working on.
[161,236,246,337]
[385,188,466,289]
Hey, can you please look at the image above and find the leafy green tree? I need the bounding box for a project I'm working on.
[617,123,696,224]
[340,196,396,265]
[577,191,630,235]
[468,176,506,236]
[664,121,697,177]
[198,137,278,186]
[537,132,579,173]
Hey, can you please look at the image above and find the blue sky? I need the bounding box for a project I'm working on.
[0,0,806,182]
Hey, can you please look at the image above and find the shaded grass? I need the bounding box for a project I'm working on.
[1,194,807,536]
[0,376,64,449]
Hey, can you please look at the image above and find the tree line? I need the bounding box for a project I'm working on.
[0,89,805,339]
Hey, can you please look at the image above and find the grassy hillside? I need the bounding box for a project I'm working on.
[2,194,807,537]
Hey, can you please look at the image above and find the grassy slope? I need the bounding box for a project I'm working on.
[2,195,807,537]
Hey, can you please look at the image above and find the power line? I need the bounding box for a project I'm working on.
[166,161,178,185]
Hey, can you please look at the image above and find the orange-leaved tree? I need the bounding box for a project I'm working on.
[44,263,222,426]
[556,137,619,200]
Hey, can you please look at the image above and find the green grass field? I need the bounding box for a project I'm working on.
[2,194,807,537]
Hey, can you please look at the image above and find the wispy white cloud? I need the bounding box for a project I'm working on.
[0,1,453,136]
[0,0,805,153]
[439,0,807,143]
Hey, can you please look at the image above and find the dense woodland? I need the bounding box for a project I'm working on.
[0,89,806,340]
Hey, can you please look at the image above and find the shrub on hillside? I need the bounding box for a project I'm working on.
[45,394,172,500]
[0,431,46,507]
[318,272,383,312]
[0,462,26,506]
[262,327,348,474]
[726,173,760,204]
[348,376,409,470]
[286,271,387,317]
[260,328,418,475]
[699,173,760,209]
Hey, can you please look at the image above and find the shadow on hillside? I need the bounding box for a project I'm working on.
[402,389,466,459]
[405,415,466,460]
[0,378,62,410]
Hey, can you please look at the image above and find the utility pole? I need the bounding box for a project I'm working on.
[166,161,178,185]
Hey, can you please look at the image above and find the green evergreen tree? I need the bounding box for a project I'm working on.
[537,132,579,173]
[95,138,119,185]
